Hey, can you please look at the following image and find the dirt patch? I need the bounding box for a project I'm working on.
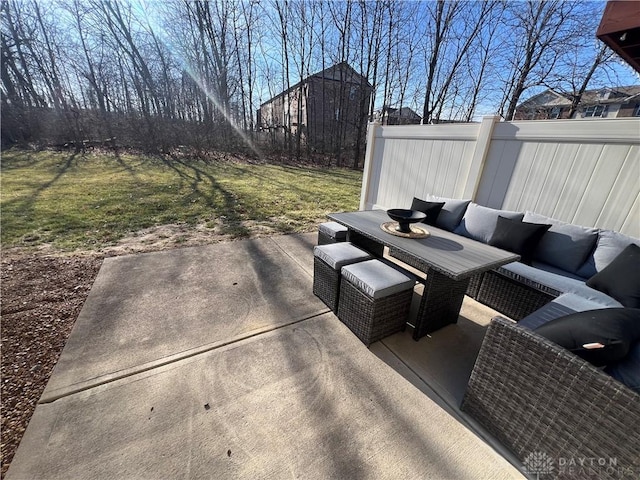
[0,223,320,477]
[97,220,294,256]
[1,253,102,478]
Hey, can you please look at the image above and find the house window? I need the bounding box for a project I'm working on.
[633,104,640,117]
[549,107,562,119]
[583,105,608,118]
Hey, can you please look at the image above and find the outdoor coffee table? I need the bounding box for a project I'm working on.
[328,210,520,340]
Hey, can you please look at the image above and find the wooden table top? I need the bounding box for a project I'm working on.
[328,210,520,281]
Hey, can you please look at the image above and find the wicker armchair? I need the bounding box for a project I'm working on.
[461,317,640,480]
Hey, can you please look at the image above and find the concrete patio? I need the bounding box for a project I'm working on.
[7,233,525,479]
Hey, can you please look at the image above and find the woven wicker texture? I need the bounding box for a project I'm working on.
[317,231,336,245]
[495,266,564,298]
[347,231,385,257]
[413,269,470,339]
[312,256,341,312]
[476,271,556,320]
[337,277,413,346]
[461,317,640,479]
[466,273,483,299]
[387,247,429,271]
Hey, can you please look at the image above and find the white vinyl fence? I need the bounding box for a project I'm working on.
[360,116,640,237]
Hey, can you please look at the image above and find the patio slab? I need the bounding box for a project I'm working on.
[42,235,329,402]
[8,313,521,480]
[378,290,496,407]
[7,232,525,479]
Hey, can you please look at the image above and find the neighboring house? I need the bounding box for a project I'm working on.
[514,86,640,120]
[376,106,422,125]
[257,62,373,149]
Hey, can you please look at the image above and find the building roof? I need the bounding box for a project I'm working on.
[579,86,640,104]
[385,107,421,119]
[517,85,640,110]
[260,62,372,107]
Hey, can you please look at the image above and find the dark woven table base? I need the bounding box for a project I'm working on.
[313,256,341,312]
[337,277,413,346]
[348,231,385,258]
[461,317,640,479]
[388,247,428,271]
[413,269,470,339]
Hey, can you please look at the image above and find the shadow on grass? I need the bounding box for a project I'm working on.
[1,151,80,214]
[159,153,252,238]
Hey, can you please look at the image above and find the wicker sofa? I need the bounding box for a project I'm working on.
[461,317,640,479]
[390,197,640,477]
[392,200,637,322]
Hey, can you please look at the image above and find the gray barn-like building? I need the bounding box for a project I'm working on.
[257,62,373,151]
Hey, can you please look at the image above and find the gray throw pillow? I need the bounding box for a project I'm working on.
[523,212,599,275]
[424,194,471,231]
[577,229,640,278]
[454,203,523,243]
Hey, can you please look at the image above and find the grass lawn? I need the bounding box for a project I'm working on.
[1,150,362,251]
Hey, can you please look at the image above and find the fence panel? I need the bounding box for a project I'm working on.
[362,124,479,210]
[361,118,640,237]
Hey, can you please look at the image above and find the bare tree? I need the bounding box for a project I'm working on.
[540,2,619,119]
[461,2,504,121]
[1,0,636,155]
[497,0,581,121]
[419,0,496,124]
[1,1,45,109]
[566,44,615,118]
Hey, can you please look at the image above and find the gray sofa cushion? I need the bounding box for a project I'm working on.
[523,212,598,274]
[518,293,612,330]
[553,292,614,312]
[577,229,640,278]
[424,194,471,231]
[499,262,623,308]
[454,203,523,243]
[529,261,585,281]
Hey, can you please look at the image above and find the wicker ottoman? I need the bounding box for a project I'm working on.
[318,221,348,245]
[313,243,372,312]
[337,259,415,346]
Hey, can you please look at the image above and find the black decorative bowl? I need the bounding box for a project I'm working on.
[387,209,427,233]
